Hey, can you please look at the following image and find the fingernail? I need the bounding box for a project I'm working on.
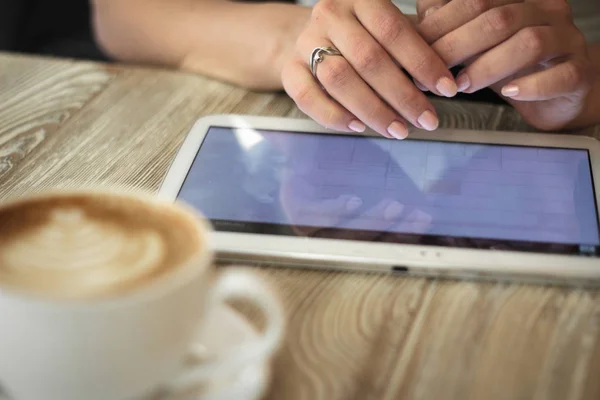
[384,201,405,220]
[387,121,408,140]
[417,110,439,131]
[348,120,366,132]
[345,196,363,212]
[413,79,429,92]
[456,72,470,93]
[424,6,441,18]
[501,85,519,97]
[436,77,458,98]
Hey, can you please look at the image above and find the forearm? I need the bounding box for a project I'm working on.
[91,0,310,90]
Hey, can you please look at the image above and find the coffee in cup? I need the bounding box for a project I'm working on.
[0,192,201,299]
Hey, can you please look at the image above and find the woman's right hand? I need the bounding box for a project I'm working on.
[281,0,458,139]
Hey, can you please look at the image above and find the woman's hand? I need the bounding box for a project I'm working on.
[279,173,433,239]
[281,0,459,139]
[417,0,597,131]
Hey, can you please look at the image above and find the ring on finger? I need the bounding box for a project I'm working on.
[309,46,343,78]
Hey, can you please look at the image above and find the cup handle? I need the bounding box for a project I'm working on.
[166,268,285,391]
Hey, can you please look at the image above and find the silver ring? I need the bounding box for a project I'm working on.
[310,46,342,78]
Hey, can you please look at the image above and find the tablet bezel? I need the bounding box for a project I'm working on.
[158,114,600,286]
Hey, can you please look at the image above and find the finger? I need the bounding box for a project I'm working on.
[350,0,458,97]
[416,0,448,22]
[302,38,409,139]
[283,193,365,236]
[531,0,575,24]
[303,195,364,222]
[393,209,433,234]
[432,3,551,68]
[499,59,594,101]
[414,79,429,92]
[323,18,441,130]
[298,199,405,240]
[456,26,572,93]
[329,199,407,241]
[282,60,366,133]
[418,0,522,44]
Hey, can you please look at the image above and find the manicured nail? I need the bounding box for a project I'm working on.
[384,201,405,220]
[345,196,363,212]
[424,6,441,18]
[387,121,408,139]
[456,72,470,93]
[348,120,366,132]
[501,85,519,97]
[413,79,429,92]
[436,77,458,97]
[417,110,439,131]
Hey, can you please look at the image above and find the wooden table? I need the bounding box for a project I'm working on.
[2,52,600,400]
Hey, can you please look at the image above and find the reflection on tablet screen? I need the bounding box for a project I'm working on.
[177,127,600,257]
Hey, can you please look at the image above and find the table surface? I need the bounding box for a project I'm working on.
[2,53,600,400]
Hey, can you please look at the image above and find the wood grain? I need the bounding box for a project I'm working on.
[0,54,113,196]
[1,54,600,400]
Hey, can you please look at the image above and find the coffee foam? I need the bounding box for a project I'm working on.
[0,193,203,299]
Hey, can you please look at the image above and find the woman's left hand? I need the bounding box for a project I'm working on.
[416,0,597,131]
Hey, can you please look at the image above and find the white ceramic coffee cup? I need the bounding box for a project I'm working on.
[0,190,285,400]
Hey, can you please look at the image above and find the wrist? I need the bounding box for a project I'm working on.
[179,2,310,90]
[262,3,311,90]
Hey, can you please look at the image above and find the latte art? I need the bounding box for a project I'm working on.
[0,193,203,298]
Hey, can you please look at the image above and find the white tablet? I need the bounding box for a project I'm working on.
[158,114,600,287]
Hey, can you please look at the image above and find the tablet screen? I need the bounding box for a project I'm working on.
[177,126,600,256]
